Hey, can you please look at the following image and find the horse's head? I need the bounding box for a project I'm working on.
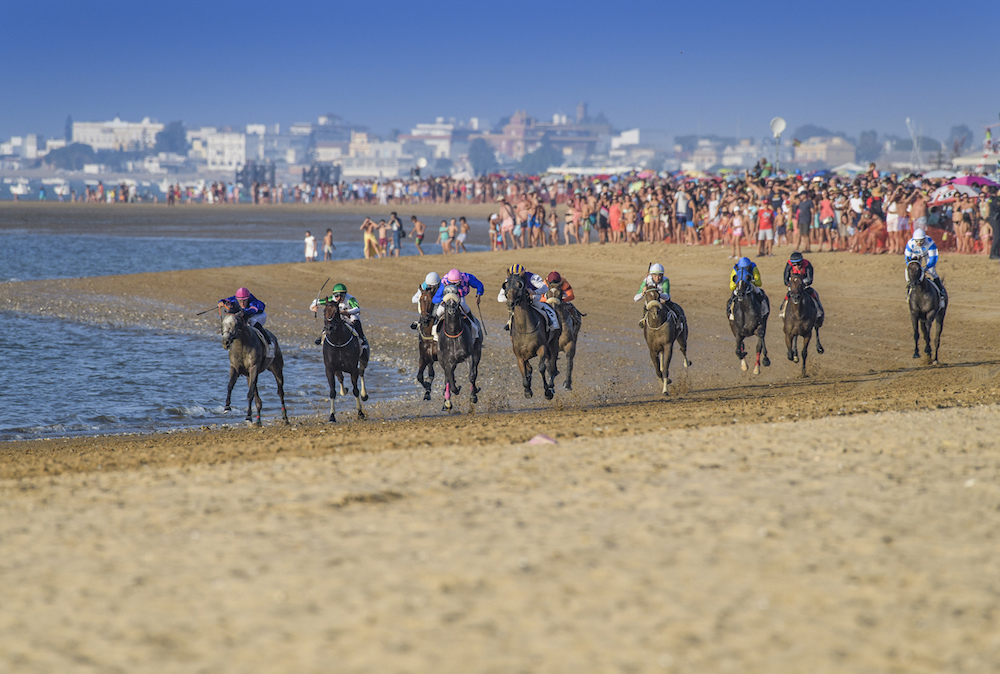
[734,267,752,298]
[323,303,344,331]
[441,285,462,319]
[221,311,242,350]
[788,274,803,304]
[907,260,923,287]
[642,287,662,311]
[418,287,436,320]
[545,284,562,305]
[505,272,528,309]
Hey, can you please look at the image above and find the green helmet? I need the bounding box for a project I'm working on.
[332,283,347,294]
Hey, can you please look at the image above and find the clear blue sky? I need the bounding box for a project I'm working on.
[4,0,997,144]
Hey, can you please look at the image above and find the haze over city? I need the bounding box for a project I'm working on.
[3,0,996,143]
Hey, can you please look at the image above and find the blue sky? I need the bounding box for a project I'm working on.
[4,0,998,144]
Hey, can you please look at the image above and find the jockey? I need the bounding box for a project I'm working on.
[905,228,945,294]
[780,251,824,320]
[432,268,484,341]
[410,271,441,330]
[309,283,368,351]
[545,271,575,303]
[218,287,270,344]
[497,263,560,332]
[633,262,683,327]
[728,257,769,320]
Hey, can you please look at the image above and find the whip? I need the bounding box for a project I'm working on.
[476,295,488,337]
[314,277,330,317]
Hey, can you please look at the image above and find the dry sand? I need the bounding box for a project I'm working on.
[2,235,1000,672]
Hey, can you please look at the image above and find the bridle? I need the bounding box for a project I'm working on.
[643,290,671,331]
[441,299,465,339]
[506,275,543,336]
[322,307,356,348]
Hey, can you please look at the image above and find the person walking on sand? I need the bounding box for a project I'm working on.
[323,228,336,261]
[389,212,405,257]
[456,216,470,253]
[377,219,389,257]
[304,230,318,262]
[411,215,427,255]
[436,219,451,254]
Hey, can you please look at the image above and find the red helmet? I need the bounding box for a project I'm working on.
[235,287,251,300]
[546,271,562,284]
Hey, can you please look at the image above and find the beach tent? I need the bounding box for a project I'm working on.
[929,183,979,205]
[952,175,999,188]
[831,162,865,175]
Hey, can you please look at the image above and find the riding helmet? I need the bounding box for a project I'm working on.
[508,263,525,276]
[546,271,562,284]
[789,251,803,263]
[445,269,463,284]
[912,228,926,241]
[332,283,348,294]
[736,257,753,268]
[649,263,665,274]
[424,272,441,286]
[235,287,251,299]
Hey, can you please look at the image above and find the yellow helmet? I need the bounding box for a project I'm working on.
[508,263,525,276]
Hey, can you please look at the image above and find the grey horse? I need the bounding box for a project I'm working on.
[641,287,690,395]
[544,285,584,391]
[221,309,288,426]
[436,286,483,412]
[727,271,770,374]
[504,272,560,400]
[907,260,947,364]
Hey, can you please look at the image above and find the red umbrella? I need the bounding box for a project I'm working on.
[952,175,999,187]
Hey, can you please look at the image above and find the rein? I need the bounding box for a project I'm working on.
[324,330,356,348]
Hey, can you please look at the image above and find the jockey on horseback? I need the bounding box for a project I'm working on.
[905,228,945,297]
[433,268,484,342]
[545,271,583,327]
[634,263,685,329]
[310,283,369,352]
[410,271,441,330]
[497,263,561,333]
[728,257,770,320]
[779,251,825,320]
[218,287,271,345]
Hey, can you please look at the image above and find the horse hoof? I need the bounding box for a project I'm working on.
[454,386,461,395]
[564,383,572,391]
[763,358,771,367]
[357,411,365,420]
[524,390,533,399]
[442,404,451,412]
[471,395,478,404]
[753,365,760,375]
[223,405,231,413]
[423,392,431,401]
[361,394,369,402]
[741,360,748,371]
[544,389,554,400]
[684,360,690,368]
[817,346,825,354]
[794,356,799,364]
[912,353,920,359]
[932,360,939,366]
[328,415,336,423]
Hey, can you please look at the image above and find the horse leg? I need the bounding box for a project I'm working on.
[443,361,458,411]
[417,356,430,400]
[932,314,944,365]
[519,358,533,398]
[469,344,482,405]
[759,317,770,368]
[443,381,452,411]
[815,326,825,354]
[540,345,555,400]
[270,359,289,424]
[923,318,933,357]
[650,347,663,390]
[352,371,365,420]
[563,341,576,390]
[785,328,795,362]
[737,336,748,371]
[327,368,338,423]
[339,374,348,397]
[224,366,238,412]
[800,332,811,378]
[677,324,691,368]
[245,368,260,424]
[911,311,921,359]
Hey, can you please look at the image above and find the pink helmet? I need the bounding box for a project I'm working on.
[235,287,250,300]
[445,269,462,284]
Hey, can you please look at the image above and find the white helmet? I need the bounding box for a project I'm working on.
[649,263,665,274]
[912,228,926,241]
[424,272,441,286]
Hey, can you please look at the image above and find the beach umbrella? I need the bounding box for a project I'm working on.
[922,169,957,179]
[952,175,999,187]
[628,180,645,193]
[929,183,979,205]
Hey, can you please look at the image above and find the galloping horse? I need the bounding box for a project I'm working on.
[322,303,369,422]
[783,275,824,377]
[436,286,483,411]
[504,272,560,399]
[641,288,690,395]
[221,309,288,426]
[727,270,770,374]
[907,259,947,364]
[415,287,438,400]
[544,285,584,390]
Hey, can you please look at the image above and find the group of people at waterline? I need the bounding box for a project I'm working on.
[216,225,944,419]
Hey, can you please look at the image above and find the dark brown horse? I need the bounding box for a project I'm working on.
[727,270,770,374]
[437,287,483,411]
[322,304,369,422]
[544,286,584,390]
[504,272,560,399]
[907,260,947,364]
[641,288,690,395]
[415,287,438,400]
[221,309,288,426]
[783,275,824,377]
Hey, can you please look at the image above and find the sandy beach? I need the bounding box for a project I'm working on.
[2,226,1000,672]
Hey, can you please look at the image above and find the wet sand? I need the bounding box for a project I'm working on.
[2,228,1000,672]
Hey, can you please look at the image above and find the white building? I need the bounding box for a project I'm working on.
[72,116,164,151]
[400,119,454,159]
[186,127,217,160]
[611,129,640,150]
[206,132,246,171]
[721,139,764,168]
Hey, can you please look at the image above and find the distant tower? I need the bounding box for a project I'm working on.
[65,115,73,142]
[576,102,588,124]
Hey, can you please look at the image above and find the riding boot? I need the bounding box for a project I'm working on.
[638,315,646,328]
[410,321,418,330]
[812,290,825,320]
[504,315,512,331]
[933,278,946,305]
[779,295,787,318]
[355,321,369,352]
[315,331,323,346]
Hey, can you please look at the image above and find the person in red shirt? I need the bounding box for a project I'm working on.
[756,199,775,257]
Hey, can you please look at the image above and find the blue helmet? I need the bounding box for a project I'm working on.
[736,257,753,268]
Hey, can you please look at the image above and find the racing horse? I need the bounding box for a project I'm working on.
[321,302,369,422]
[221,307,288,426]
[436,285,483,411]
[504,272,560,399]
[727,269,770,374]
[783,275,824,377]
[415,286,438,400]
[641,287,690,395]
[907,259,947,364]
[544,285,585,390]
